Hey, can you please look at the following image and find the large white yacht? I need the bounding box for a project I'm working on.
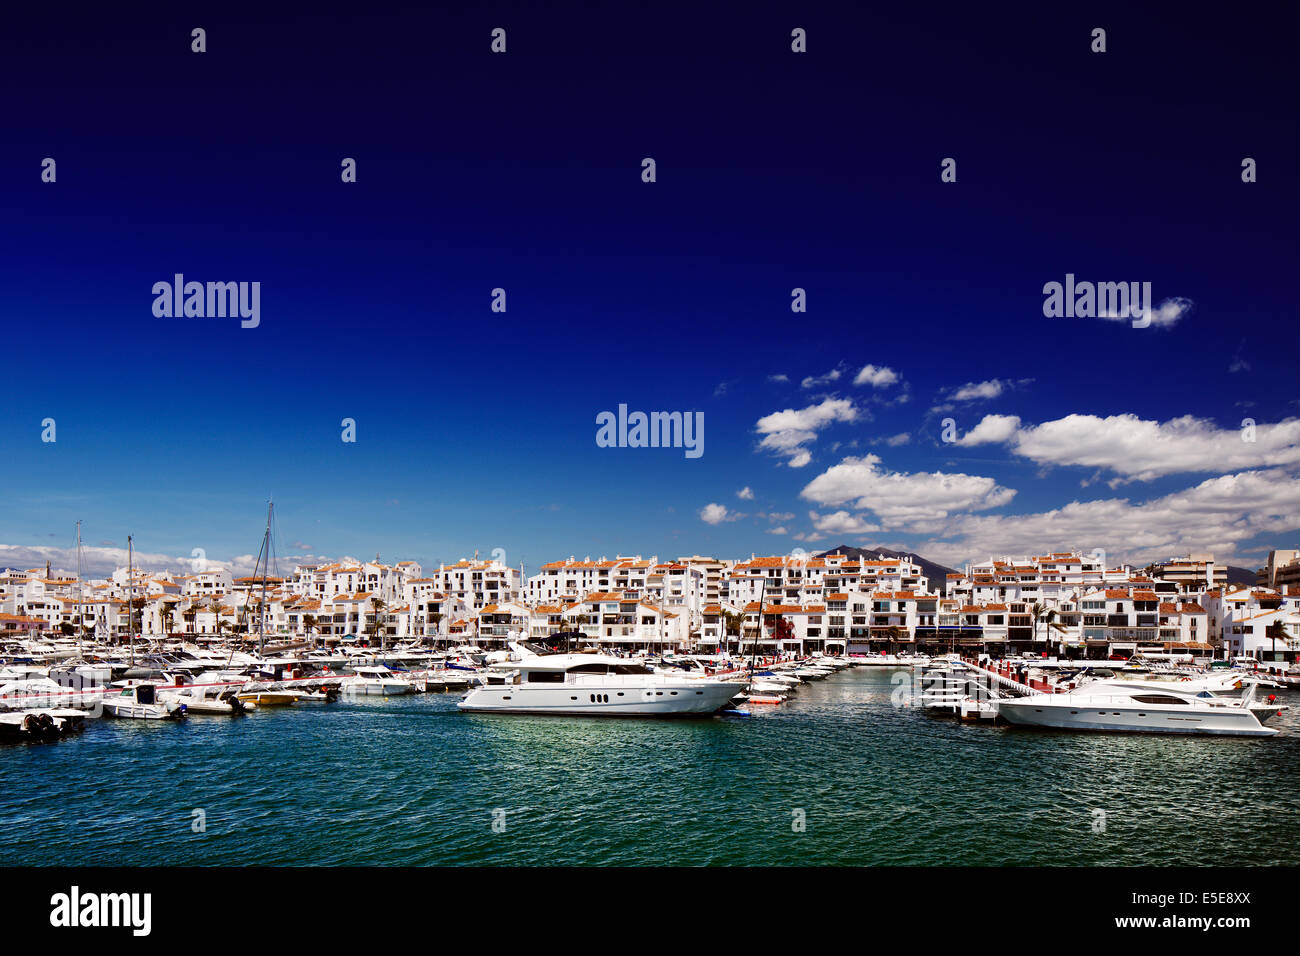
[458,650,746,716]
[996,681,1282,736]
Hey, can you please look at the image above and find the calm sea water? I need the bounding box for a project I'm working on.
[3,669,1298,866]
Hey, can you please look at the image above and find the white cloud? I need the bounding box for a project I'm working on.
[800,454,1017,526]
[736,486,755,500]
[808,510,883,535]
[767,526,788,535]
[957,412,1300,481]
[955,414,1022,447]
[881,432,911,447]
[914,468,1300,568]
[699,503,742,525]
[0,543,269,579]
[1143,297,1194,328]
[801,366,844,389]
[950,379,1005,402]
[853,364,899,388]
[756,397,859,468]
[768,373,790,383]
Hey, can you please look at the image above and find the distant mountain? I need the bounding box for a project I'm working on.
[818,545,961,594]
[1225,566,1258,588]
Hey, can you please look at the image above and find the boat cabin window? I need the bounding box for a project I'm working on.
[526,671,565,683]
[1130,694,1188,705]
[565,661,654,676]
[136,685,156,704]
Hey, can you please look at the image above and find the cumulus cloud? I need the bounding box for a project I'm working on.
[768,373,790,383]
[953,380,1004,401]
[767,526,788,535]
[853,364,899,388]
[736,487,755,500]
[808,510,883,535]
[956,412,1300,481]
[955,414,1022,447]
[914,468,1300,568]
[699,503,742,525]
[755,397,859,468]
[879,432,911,447]
[800,454,1017,526]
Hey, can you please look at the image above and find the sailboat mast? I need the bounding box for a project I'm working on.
[75,521,83,658]
[750,578,766,686]
[127,534,134,666]
[259,499,272,657]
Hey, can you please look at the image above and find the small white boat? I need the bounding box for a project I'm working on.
[0,677,104,711]
[342,665,416,697]
[0,708,88,739]
[102,683,185,720]
[235,688,298,707]
[161,687,252,715]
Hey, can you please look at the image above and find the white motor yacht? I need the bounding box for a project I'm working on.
[996,681,1281,736]
[342,665,416,697]
[458,651,746,716]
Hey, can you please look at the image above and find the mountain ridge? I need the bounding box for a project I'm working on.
[817,545,961,594]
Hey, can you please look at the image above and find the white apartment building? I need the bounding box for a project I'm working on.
[427,558,522,610]
[951,552,1132,605]
[525,557,652,604]
[1150,553,1227,592]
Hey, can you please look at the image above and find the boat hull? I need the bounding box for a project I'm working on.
[343,682,414,696]
[458,680,745,716]
[996,698,1277,736]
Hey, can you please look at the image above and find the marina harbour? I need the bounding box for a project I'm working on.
[4,659,1298,867]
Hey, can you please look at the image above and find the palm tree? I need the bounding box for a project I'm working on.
[884,624,904,652]
[368,597,387,649]
[302,613,318,645]
[1266,620,1288,663]
[208,599,225,641]
[1031,602,1071,658]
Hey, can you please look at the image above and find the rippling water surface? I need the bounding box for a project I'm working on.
[4,670,1298,866]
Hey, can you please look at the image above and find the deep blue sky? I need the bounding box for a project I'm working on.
[2,3,1297,576]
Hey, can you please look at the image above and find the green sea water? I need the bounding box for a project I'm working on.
[3,669,1297,866]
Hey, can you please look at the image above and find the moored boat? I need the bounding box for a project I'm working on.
[458,649,745,716]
